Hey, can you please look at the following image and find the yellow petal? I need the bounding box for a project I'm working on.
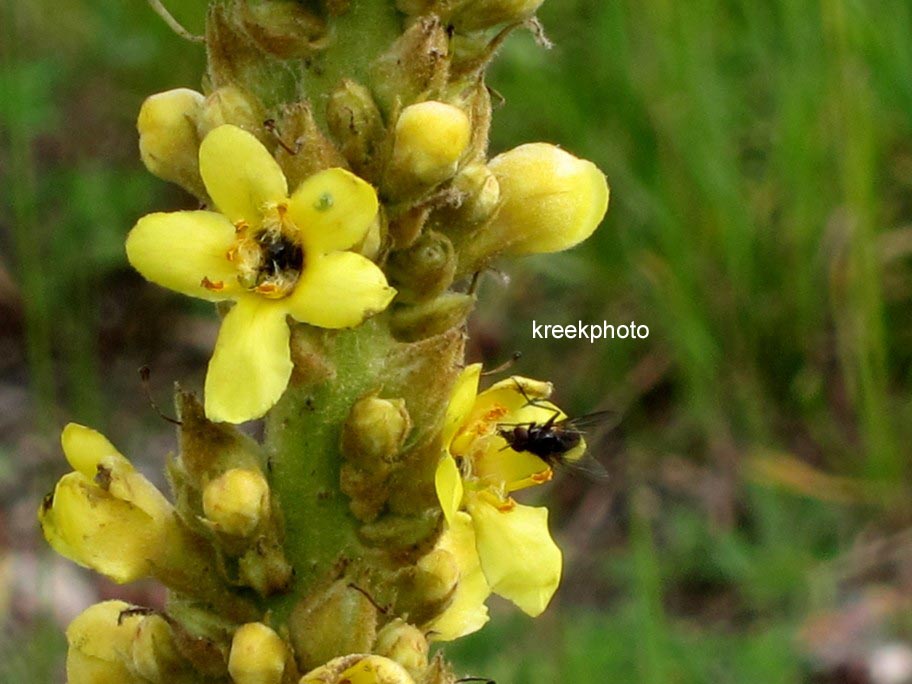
[60,423,174,521]
[442,363,482,447]
[434,455,464,526]
[204,297,293,423]
[126,210,240,302]
[425,512,491,642]
[285,251,395,328]
[199,124,288,224]
[61,423,124,478]
[467,495,562,617]
[66,601,147,684]
[474,443,551,493]
[41,473,160,583]
[287,168,379,254]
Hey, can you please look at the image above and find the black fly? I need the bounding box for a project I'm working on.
[496,379,613,482]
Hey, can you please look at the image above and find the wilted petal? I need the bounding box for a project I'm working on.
[467,495,562,617]
[126,210,240,302]
[204,297,292,423]
[285,251,395,329]
[199,124,287,224]
[288,167,378,254]
[40,473,161,583]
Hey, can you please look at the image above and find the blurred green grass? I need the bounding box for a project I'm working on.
[3,0,912,682]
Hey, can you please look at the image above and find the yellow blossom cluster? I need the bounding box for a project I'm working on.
[41,1,613,680]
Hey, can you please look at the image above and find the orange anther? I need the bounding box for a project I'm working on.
[531,469,553,484]
[201,276,224,291]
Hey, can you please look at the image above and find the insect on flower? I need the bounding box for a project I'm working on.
[496,379,613,482]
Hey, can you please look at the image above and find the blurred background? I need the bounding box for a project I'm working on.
[3,0,912,681]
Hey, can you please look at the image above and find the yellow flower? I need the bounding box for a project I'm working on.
[39,424,176,584]
[429,364,564,640]
[66,600,147,684]
[300,654,415,684]
[126,124,396,423]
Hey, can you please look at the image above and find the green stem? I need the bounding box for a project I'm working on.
[265,320,395,619]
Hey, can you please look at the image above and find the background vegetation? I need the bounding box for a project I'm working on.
[3,0,912,681]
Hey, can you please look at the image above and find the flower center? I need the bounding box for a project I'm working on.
[231,204,305,299]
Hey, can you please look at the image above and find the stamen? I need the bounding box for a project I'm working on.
[201,276,225,291]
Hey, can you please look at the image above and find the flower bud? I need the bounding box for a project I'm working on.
[342,396,411,467]
[228,622,288,684]
[387,231,457,304]
[65,601,145,684]
[437,163,501,230]
[238,0,328,59]
[274,102,350,191]
[202,468,270,538]
[40,424,177,584]
[300,654,415,684]
[450,0,545,31]
[131,614,190,682]
[369,16,450,115]
[289,580,379,671]
[238,537,295,596]
[389,293,476,342]
[386,102,471,196]
[327,80,386,179]
[137,88,206,198]
[490,143,608,254]
[197,86,265,139]
[458,143,609,273]
[374,620,429,682]
[393,548,459,625]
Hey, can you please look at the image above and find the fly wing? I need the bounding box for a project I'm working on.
[562,409,619,433]
[556,441,611,482]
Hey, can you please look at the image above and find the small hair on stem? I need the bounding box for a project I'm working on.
[139,366,182,426]
[146,0,205,43]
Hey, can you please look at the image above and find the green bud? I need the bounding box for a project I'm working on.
[450,0,545,31]
[389,293,476,342]
[358,509,441,552]
[274,102,350,192]
[387,231,457,304]
[238,537,295,596]
[238,0,328,59]
[393,548,459,626]
[197,85,266,140]
[327,79,386,180]
[369,16,450,115]
[289,580,379,672]
[176,391,265,488]
[434,163,500,231]
[388,204,431,249]
[131,614,193,683]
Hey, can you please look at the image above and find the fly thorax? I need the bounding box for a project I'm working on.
[231,203,304,299]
